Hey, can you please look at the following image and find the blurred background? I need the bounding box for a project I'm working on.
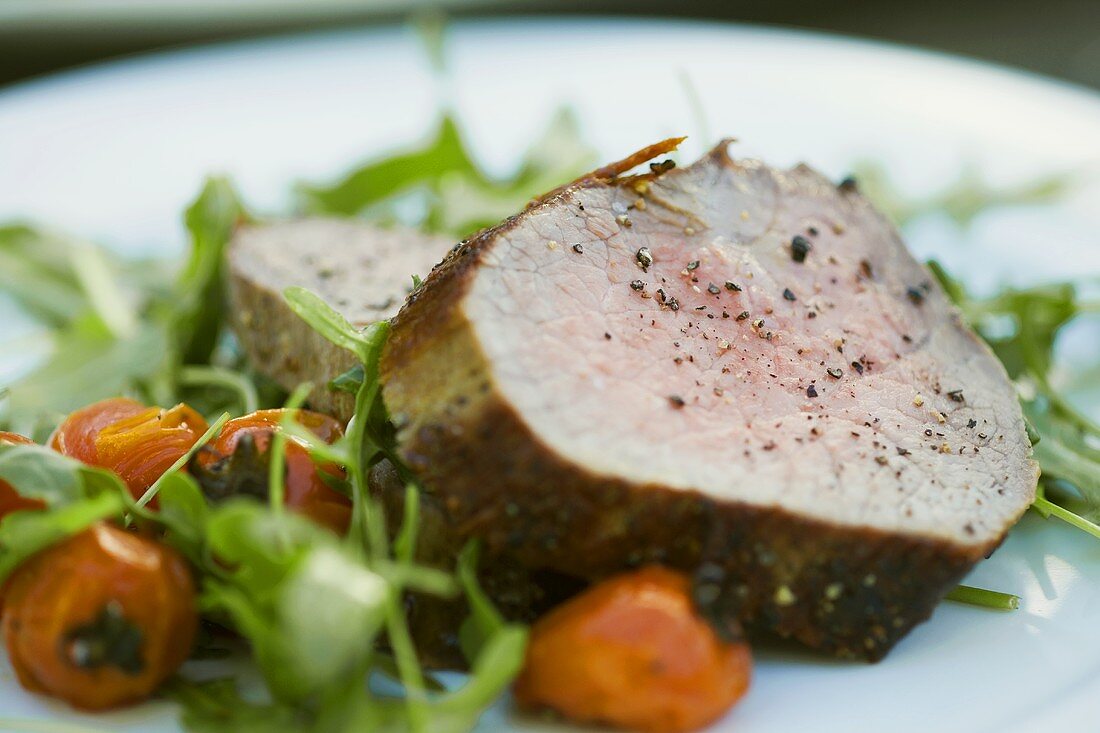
[1,0,1098,90]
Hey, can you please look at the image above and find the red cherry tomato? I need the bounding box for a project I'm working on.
[515,566,753,733]
[198,410,351,534]
[51,399,209,501]
[3,522,197,710]
[49,398,146,459]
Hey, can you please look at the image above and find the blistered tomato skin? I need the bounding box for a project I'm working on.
[2,522,198,711]
[0,432,44,519]
[51,399,209,501]
[197,409,351,534]
[49,397,146,459]
[514,566,753,733]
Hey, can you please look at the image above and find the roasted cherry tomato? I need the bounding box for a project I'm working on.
[0,432,44,519]
[49,397,145,458]
[515,566,752,733]
[194,409,350,534]
[2,522,197,710]
[51,398,209,501]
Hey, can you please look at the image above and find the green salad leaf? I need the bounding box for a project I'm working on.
[0,443,129,582]
[201,502,388,704]
[0,178,248,438]
[297,109,595,237]
[850,160,1074,228]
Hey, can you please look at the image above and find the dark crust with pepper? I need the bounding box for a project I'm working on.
[369,459,583,670]
[381,140,1015,661]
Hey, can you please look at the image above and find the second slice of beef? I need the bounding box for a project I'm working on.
[381,139,1038,660]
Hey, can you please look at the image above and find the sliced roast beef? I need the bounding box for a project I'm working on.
[380,139,1038,660]
[228,218,451,416]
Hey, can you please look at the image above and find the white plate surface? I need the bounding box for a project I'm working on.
[1,18,1099,733]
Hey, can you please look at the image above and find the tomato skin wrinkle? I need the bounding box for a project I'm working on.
[196,409,352,534]
[51,398,209,502]
[515,566,752,733]
[2,522,197,711]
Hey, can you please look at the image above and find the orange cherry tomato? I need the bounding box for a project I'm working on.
[515,566,752,733]
[0,432,44,519]
[2,522,197,711]
[49,397,145,459]
[51,399,209,501]
[195,409,350,534]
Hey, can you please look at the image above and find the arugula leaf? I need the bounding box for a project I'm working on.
[0,492,124,582]
[455,541,505,663]
[0,225,93,326]
[201,502,388,704]
[850,160,1074,228]
[0,443,131,582]
[179,366,260,416]
[296,110,594,238]
[2,319,170,440]
[172,178,248,366]
[151,472,213,567]
[327,364,365,396]
[422,625,528,733]
[167,678,304,733]
[283,288,387,366]
[0,443,90,506]
[0,177,251,437]
[283,287,393,465]
[296,116,481,219]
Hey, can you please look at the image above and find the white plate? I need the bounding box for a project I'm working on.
[1,18,1099,733]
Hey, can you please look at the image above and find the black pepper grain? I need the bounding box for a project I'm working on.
[636,247,654,270]
[827,367,843,379]
[791,235,811,263]
[807,385,818,398]
[571,243,584,254]
[783,288,797,301]
[668,395,686,409]
[707,283,721,295]
[630,279,645,291]
[725,281,742,292]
